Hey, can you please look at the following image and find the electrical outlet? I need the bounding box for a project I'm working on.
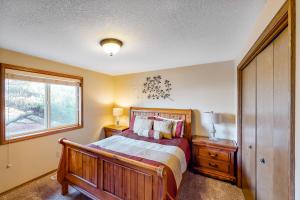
[6,164,12,168]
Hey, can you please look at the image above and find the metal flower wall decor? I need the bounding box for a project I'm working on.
[142,75,172,100]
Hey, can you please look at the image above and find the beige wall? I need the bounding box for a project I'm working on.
[114,61,236,141]
[236,0,286,64]
[0,48,115,193]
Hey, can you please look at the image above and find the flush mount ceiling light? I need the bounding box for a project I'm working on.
[100,38,123,56]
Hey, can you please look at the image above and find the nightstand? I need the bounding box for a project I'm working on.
[103,125,129,138]
[192,136,237,183]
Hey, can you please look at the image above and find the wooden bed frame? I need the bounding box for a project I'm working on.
[57,107,192,200]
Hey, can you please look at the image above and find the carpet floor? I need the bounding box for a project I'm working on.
[0,171,244,200]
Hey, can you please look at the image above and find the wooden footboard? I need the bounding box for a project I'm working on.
[57,138,169,200]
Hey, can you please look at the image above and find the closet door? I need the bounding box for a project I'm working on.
[241,59,257,200]
[256,43,274,200]
[273,28,290,200]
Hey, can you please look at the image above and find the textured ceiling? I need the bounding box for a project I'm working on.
[0,0,265,75]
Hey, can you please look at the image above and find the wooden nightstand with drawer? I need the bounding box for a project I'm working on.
[103,125,129,138]
[192,136,237,183]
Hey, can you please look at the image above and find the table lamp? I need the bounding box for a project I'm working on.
[113,108,123,126]
[203,111,219,141]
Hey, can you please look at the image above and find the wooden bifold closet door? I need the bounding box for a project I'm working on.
[241,59,256,200]
[241,28,290,200]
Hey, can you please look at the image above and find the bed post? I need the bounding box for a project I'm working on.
[61,182,69,195]
[57,138,68,195]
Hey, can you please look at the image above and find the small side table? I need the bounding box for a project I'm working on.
[103,125,129,138]
[192,136,237,183]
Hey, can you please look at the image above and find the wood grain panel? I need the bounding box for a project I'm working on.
[195,157,230,173]
[75,151,83,177]
[114,165,124,198]
[130,170,138,200]
[69,149,83,177]
[273,27,290,200]
[198,147,230,162]
[138,173,145,200]
[241,59,257,200]
[103,161,114,193]
[152,176,159,200]
[82,154,97,185]
[256,43,274,200]
[123,168,131,200]
[82,155,90,181]
[144,175,153,200]
[69,149,77,174]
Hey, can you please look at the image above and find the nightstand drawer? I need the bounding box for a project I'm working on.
[198,147,230,162]
[195,157,230,174]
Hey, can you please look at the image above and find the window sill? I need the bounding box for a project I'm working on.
[0,125,83,145]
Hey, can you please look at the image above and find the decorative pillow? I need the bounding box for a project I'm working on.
[153,120,173,139]
[136,130,163,140]
[137,129,151,137]
[153,130,163,139]
[129,115,155,130]
[133,116,153,134]
[155,116,185,138]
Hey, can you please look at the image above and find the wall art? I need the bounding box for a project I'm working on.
[142,75,172,99]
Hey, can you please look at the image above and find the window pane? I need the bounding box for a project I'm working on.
[50,84,78,128]
[5,79,46,138]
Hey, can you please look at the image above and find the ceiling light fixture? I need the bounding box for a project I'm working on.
[100,38,123,56]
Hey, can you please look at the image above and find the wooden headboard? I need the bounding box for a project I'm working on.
[130,107,192,142]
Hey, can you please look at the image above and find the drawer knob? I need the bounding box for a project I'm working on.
[208,152,218,158]
[248,145,252,149]
[208,162,218,168]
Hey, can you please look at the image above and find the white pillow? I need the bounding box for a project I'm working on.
[155,116,185,137]
[137,129,150,137]
[153,130,163,139]
[153,120,173,139]
[136,129,163,140]
[133,116,153,134]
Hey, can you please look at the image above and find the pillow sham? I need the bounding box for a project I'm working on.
[137,129,163,140]
[153,120,173,139]
[129,115,155,130]
[155,116,185,138]
[133,116,153,134]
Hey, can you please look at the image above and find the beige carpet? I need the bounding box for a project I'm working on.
[0,171,244,200]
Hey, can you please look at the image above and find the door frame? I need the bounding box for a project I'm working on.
[236,1,296,199]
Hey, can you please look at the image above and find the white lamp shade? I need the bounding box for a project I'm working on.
[113,108,123,117]
[203,111,219,123]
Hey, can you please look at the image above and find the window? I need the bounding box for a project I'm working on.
[1,64,83,144]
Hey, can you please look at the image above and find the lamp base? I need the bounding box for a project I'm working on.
[115,120,120,127]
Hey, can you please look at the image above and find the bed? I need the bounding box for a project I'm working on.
[57,107,192,200]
